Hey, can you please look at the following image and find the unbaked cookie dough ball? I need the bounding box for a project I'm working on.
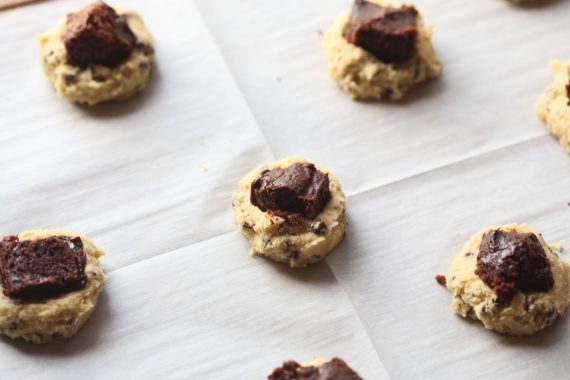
[536,60,570,154]
[323,0,442,101]
[0,229,106,343]
[38,1,155,105]
[268,358,363,380]
[233,157,347,268]
[442,224,570,336]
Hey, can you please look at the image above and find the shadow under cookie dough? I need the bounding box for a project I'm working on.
[76,62,161,119]
[508,0,561,9]
[3,291,110,355]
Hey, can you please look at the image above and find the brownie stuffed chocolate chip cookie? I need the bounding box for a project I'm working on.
[233,157,347,268]
[323,0,442,100]
[323,0,442,101]
[268,358,362,380]
[38,1,155,105]
[0,230,105,343]
[443,224,570,336]
[536,60,570,154]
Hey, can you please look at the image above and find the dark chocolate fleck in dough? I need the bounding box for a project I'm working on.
[342,0,418,64]
[251,163,331,224]
[475,230,554,304]
[310,220,328,235]
[566,82,570,106]
[0,236,87,299]
[63,1,136,68]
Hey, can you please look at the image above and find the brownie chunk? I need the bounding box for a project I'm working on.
[566,82,570,106]
[251,163,331,223]
[268,358,363,380]
[63,1,136,68]
[475,230,554,304]
[0,236,87,299]
[342,0,418,64]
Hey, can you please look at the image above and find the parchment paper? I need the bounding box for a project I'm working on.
[1,0,570,378]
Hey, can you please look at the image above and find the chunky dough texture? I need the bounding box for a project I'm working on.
[323,0,442,101]
[446,224,570,336]
[0,229,106,344]
[233,157,347,268]
[535,60,570,154]
[38,8,155,106]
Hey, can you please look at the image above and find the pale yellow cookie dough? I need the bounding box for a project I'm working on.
[0,229,106,344]
[38,7,155,106]
[323,0,442,101]
[446,224,570,336]
[536,60,570,154]
[233,157,347,268]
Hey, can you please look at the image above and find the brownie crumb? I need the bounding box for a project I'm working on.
[435,275,446,287]
[475,230,554,304]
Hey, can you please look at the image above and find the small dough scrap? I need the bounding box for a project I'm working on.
[323,0,442,101]
[38,8,155,106]
[0,229,106,344]
[446,224,570,336]
[233,157,347,268]
[536,60,570,154]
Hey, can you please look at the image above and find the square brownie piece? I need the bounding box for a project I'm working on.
[0,236,87,299]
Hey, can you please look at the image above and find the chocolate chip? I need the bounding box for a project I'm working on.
[284,241,300,260]
[524,295,536,311]
[64,74,78,85]
[138,62,149,69]
[465,252,473,257]
[381,88,393,99]
[135,42,155,56]
[93,74,107,82]
[310,220,328,235]
[242,222,253,230]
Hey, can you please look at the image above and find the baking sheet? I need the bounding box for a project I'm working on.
[0,0,570,378]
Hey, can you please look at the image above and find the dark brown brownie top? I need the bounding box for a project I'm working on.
[250,162,331,224]
[268,358,363,380]
[63,1,136,68]
[475,230,554,304]
[342,0,418,64]
[0,236,87,299]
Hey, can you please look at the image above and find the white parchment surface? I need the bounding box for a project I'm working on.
[1,0,570,378]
